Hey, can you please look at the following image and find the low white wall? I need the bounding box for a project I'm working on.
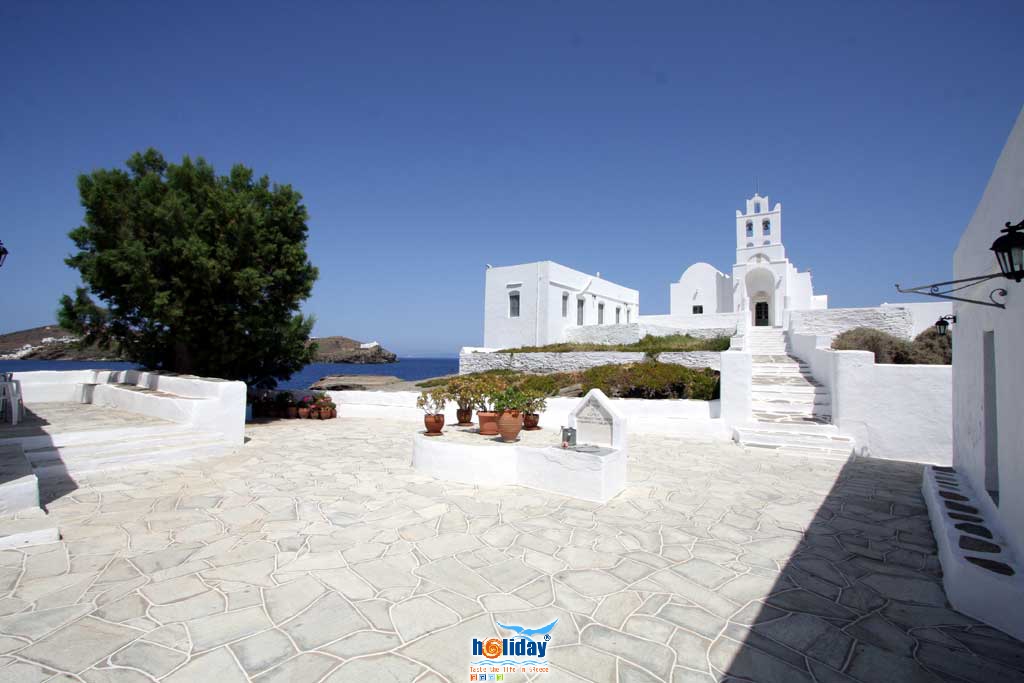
[639,313,739,340]
[330,390,729,441]
[786,339,951,464]
[458,350,721,374]
[719,351,752,427]
[13,370,246,445]
[565,324,641,345]
[789,307,914,340]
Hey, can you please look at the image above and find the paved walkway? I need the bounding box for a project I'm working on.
[0,418,1020,682]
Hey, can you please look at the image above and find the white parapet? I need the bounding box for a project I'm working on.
[411,433,626,504]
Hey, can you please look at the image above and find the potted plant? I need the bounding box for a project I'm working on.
[416,389,448,436]
[475,376,507,436]
[297,395,314,419]
[318,394,337,419]
[278,392,298,418]
[447,377,480,426]
[492,386,528,443]
[522,391,547,430]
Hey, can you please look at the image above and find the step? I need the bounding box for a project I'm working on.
[752,367,810,376]
[0,422,193,451]
[0,513,59,549]
[752,412,833,426]
[752,376,822,388]
[24,429,213,462]
[735,425,854,451]
[751,400,831,415]
[31,434,237,481]
[0,444,40,515]
[743,444,854,462]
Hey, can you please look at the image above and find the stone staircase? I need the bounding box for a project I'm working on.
[735,328,855,460]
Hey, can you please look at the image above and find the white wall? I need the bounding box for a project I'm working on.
[830,351,951,464]
[880,302,954,338]
[330,390,729,441]
[483,262,544,349]
[484,262,640,349]
[14,369,246,445]
[789,306,914,340]
[786,336,952,464]
[565,324,641,345]
[670,263,731,316]
[952,107,1024,553]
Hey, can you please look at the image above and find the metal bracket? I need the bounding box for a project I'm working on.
[895,273,1008,309]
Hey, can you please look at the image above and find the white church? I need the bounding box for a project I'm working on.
[483,192,830,349]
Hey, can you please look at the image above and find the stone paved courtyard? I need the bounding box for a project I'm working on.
[0,417,1021,682]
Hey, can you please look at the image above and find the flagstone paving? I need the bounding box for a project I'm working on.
[0,417,1020,682]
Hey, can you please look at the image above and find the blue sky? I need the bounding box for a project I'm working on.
[2,2,1021,356]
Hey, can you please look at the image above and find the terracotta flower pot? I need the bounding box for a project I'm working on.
[309,408,320,420]
[424,413,445,436]
[287,406,298,419]
[297,407,309,419]
[477,411,499,436]
[497,410,523,443]
[456,408,473,426]
[523,412,540,430]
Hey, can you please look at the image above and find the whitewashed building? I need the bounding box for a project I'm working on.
[669,194,828,327]
[921,107,1024,639]
[482,261,639,349]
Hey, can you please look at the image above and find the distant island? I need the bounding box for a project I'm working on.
[0,325,397,364]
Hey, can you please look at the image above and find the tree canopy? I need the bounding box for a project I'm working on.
[60,149,319,387]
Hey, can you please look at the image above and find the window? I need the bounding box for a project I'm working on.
[626,308,631,323]
[762,220,770,236]
[692,305,703,314]
[577,298,585,325]
[746,241,754,247]
[508,292,520,318]
[598,303,605,324]
[754,201,761,213]
[763,240,770,245]
[562,292,569,318]
[745,221,753,237]
[615,307,621,324]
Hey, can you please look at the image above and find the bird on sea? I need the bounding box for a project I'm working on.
[495,619,559,640]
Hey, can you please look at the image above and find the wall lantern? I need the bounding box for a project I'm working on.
[0,240,7,269]
[992,219,1024,282]
[934,315,957,336]
[895,217,1023,309]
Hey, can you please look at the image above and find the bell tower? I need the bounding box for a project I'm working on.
[735,193,785,263]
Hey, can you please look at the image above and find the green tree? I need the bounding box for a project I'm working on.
[60,149,319,387]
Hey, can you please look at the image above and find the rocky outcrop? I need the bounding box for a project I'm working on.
[309,375,405,391]
[308,337,397,364]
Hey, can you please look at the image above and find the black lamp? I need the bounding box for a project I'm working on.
[934,315,957,336]
[991,219,1024,282]
[0,240,7,269]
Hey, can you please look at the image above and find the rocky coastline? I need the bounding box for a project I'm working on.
[0,326,398,365]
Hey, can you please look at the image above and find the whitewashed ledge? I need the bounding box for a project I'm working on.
[411,426,626,504]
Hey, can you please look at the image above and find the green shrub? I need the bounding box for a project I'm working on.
[581,361,720,400]
[503,333,731,354]
[911,328,952,365]
[831,326,951,365]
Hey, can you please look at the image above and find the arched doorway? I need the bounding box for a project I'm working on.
[744,267,775,327]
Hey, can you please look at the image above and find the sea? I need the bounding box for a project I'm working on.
[0,358,459,390]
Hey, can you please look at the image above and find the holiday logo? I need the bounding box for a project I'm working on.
[470,619,557,668]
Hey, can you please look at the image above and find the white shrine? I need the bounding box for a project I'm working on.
[411,389,628,504]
